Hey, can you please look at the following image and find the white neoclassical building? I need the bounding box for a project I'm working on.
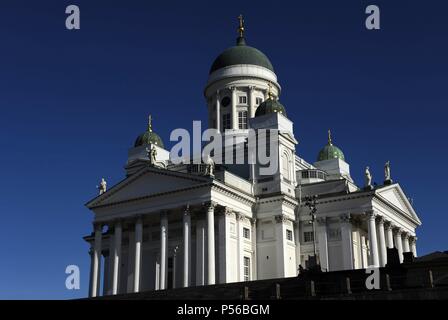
[84,18,421,297]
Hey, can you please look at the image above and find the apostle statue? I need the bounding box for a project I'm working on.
[146,145,158,166]
[384,160,392,184]
[97,178,107,195]
[365,166,372,189]
[205,154,215,177]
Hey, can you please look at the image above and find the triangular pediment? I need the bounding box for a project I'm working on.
[86,167,210,208]
[375,184,421,224]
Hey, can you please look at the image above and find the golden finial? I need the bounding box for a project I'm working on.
[237,14,245,38]
[328,129,333,145]
[148,115,153,132]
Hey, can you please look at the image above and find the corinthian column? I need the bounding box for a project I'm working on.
[394,228,403,263]
[183,205,191,287]
[249,86,255,118]
[410,237,417,257]
[112,219,122,295]
[90,222,102,297]
[339,214,354,270]
[385,221,394,249]
[376,216,387,267]
[316,217,329,272]
[215,91,221,133]
[160,211,168,290]
[231,86,237,129]
[403,233,410,253]
[366,211,379,267]
[133,216,143,293]
[206,202,216,284]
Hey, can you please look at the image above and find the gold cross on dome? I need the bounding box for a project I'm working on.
[237,14,245,37]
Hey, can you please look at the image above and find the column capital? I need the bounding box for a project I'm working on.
[365,210,377,220]
[251,217,257,225]
[316,216,327,225]
[384,220,393,230]
[113,218,124,226]
[160,210,169,219]
[376,215,385,225]
[216,90,220,97]
[274,214,287,223]
[402,232,410,240]
[217,206,233,216]
[183,204,191,216]
[202,201,217,210]
[394,227,403,235]
[235,212,245,221]
[409,236,417,243]
[339,213,351,223]
[93,221,103,231]
[230,86,236,91]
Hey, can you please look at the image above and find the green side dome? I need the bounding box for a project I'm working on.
[317,130,345,161]
[209,16,274,74]
[255,84,287,117]
[255,97,287,117]
[134,115,164,149]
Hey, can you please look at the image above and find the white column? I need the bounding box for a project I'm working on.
[231,86,237,129]
[173,246,178,289]
[112,220,122,295]
[394,229,404,263]
[88,248,94,297]
[90,223,102,298]
[249,86,255,118]
[340,214,354,270]
[183,206,191,287]
[411,237,417,257]
[403,233,410,253]
[385,222,394,249]
[196,220,206,285]
[360,235,368,268]
[376,217,387,267]
[102,252,110,295]
[316,217,329,272]
[160,212,168,290]
[294,220,301,272]
[215,91,221,132]
[236,213,245,281]
[251,218,258,280]
[366,211,379,267]
[133,216,143,293]
[206,202,216,285]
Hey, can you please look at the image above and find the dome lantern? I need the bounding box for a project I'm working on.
[317,130,345,161]
[134,115,164,149]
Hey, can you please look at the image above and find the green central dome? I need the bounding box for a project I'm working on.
[210,40,274,74]
[209,17,274,77]
[317,130,345,161]
[134,115,164,149]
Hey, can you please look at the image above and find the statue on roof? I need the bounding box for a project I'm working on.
[384,160,393,184]
[97,178,107,195]
[365,166,372,189]
[146,145,158,166]
[204,154,215,177]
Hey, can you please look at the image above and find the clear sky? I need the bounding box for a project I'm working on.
[0,0,446,299]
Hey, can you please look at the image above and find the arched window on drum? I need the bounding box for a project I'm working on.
[281,151,291,182]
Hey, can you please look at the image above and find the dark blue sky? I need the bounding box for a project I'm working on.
[0,0,446,299]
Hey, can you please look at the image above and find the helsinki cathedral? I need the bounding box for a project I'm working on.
[84,17,422,297]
